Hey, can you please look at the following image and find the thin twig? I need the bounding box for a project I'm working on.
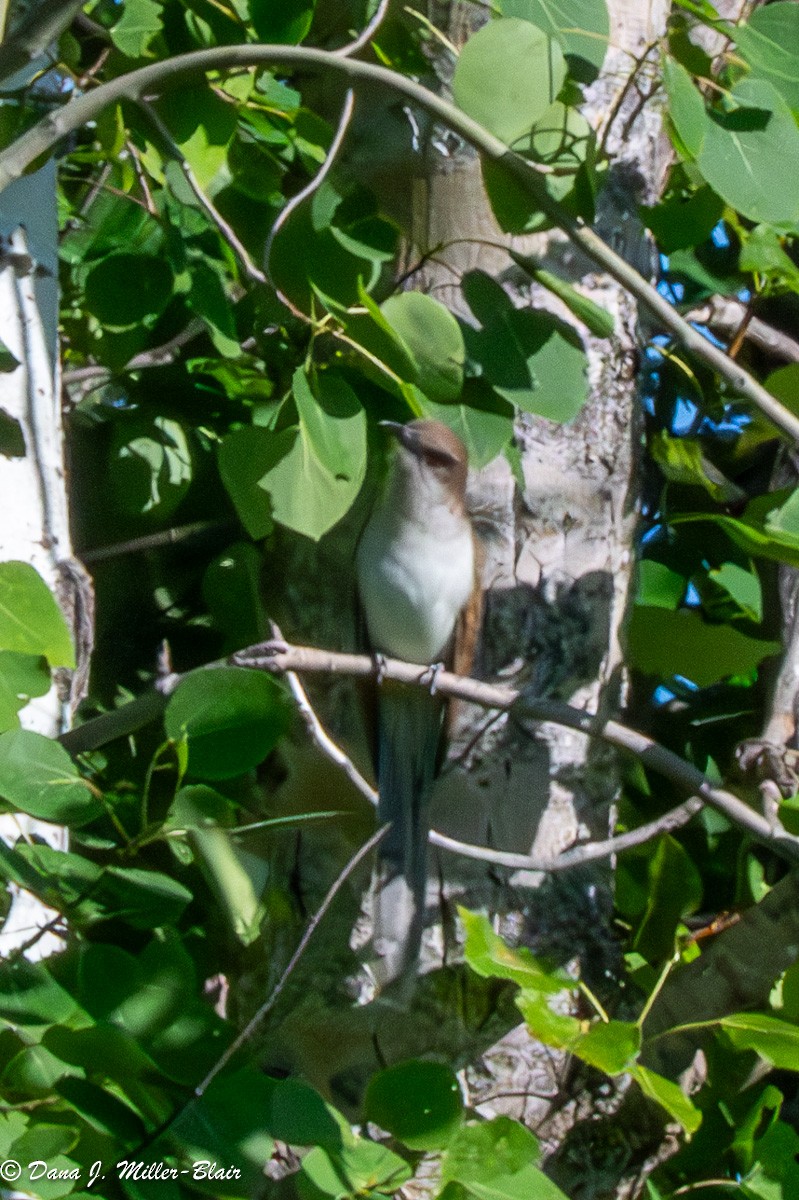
[270,621,378,805]
[429,798,704,872]
[63,318,206,387]
[194,823,388,1097]
[684,297,799,365]
[138,99,268,285]
[126,138,157,216]
[598,39,660,156]
[263,87,356,316]
[333,0,391,57]
[81,518,233,564]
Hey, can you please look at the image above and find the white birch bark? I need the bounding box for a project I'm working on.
[0,163,91,958]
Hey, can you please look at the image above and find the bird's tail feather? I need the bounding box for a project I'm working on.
[372,684,444,986]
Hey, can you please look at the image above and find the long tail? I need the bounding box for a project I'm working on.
[372,683,444,987]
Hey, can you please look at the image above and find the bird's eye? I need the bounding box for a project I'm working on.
[422,448,458,470]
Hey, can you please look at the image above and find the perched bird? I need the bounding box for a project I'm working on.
[356,419,481,985]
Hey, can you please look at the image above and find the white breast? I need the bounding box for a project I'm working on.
[357,509,474,664]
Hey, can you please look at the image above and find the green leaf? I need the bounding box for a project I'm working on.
[187,259,241,358]
[167,785,267,944]
[102,865,193,929]
[509,252,615,338]
[515,989,583,1049]
[461,909,568,994]
[417,380,515,469]
[482,159,543,235]
[0,337,20,373]
[109,415,193,521]
[169,1069,276,1191]
[641,185,724,254]
[249,0,316,44]
[766,363,799,415]
[300,1140,411,1200]
[155,85,238,193]
[735,3,799,113]
[84,253,174,329]
[0,652,51,732]
[636,560,685,610]
[669,493,799,568]
[663,56,706,158]
[1,1043,75,1095]
[631,1065,702,1135]
[0,562,74,668]
[0,959,89,1033]
[441,1117,569,1200]
[261,1076,345,1150]
[380,293,466,402]
[706,562,763,623]
[651,430,746,504]
[110,0,164,58]
[165,667,291,780]
[254,368,367,541]
[364,1060,463,1150]
[203,542,269,653]
[574,1020,641,1074]
[7,1124,80,1199]
[740,224,799,290]
[720,1012,799,1069]
[498,0,609,79]
[627,607,780,686]
[217,427,275,540]
[743,1119,799,1197]
[463,272,588,421]
[633,836,702,962]
[57,1076,144,1143]
[453,19,567,148]
[0,730,97,825]
[696,79,799,225]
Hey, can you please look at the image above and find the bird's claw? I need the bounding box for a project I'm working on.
[373,652,388,685]
[420,661,444,695]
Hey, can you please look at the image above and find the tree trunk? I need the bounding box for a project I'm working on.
[0,159,92,957]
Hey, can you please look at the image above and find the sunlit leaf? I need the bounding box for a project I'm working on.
[0,563,74,668]
[453,19,566,147]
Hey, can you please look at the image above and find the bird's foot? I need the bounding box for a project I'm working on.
[420,661,444,695]
[373,652,388,685]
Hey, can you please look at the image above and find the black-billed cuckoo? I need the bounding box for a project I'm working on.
[356,419,481,985]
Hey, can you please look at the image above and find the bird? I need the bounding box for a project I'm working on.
[355,419,481,986]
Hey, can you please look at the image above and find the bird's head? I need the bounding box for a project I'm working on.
[380,419,468,511]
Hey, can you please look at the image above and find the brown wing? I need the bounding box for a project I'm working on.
[446,530,484,737]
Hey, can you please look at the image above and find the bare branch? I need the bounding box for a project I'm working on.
[430,799,705,872]
[268,625,705,871]
[60,634,799,863]
[270,622,378,806]
[685,296,799,365]
[0,0,85,86]
[234,640,799,861]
